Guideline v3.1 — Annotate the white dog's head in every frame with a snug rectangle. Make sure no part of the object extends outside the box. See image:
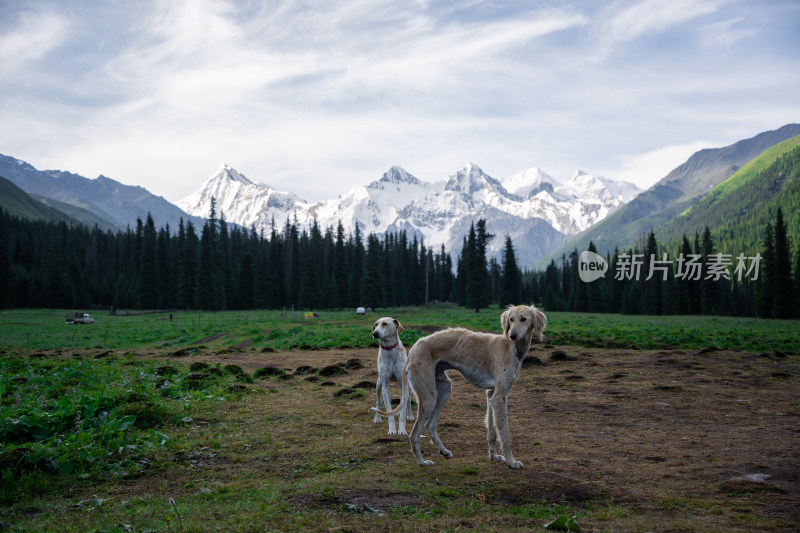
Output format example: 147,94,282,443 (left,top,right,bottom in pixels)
372,316,404,342
501,305,547,343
